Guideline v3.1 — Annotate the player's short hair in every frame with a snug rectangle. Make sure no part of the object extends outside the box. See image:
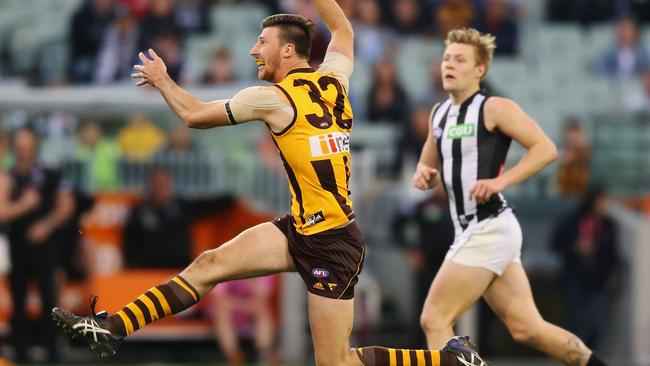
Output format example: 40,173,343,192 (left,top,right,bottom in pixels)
261,14,316,59
445,28,496,79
